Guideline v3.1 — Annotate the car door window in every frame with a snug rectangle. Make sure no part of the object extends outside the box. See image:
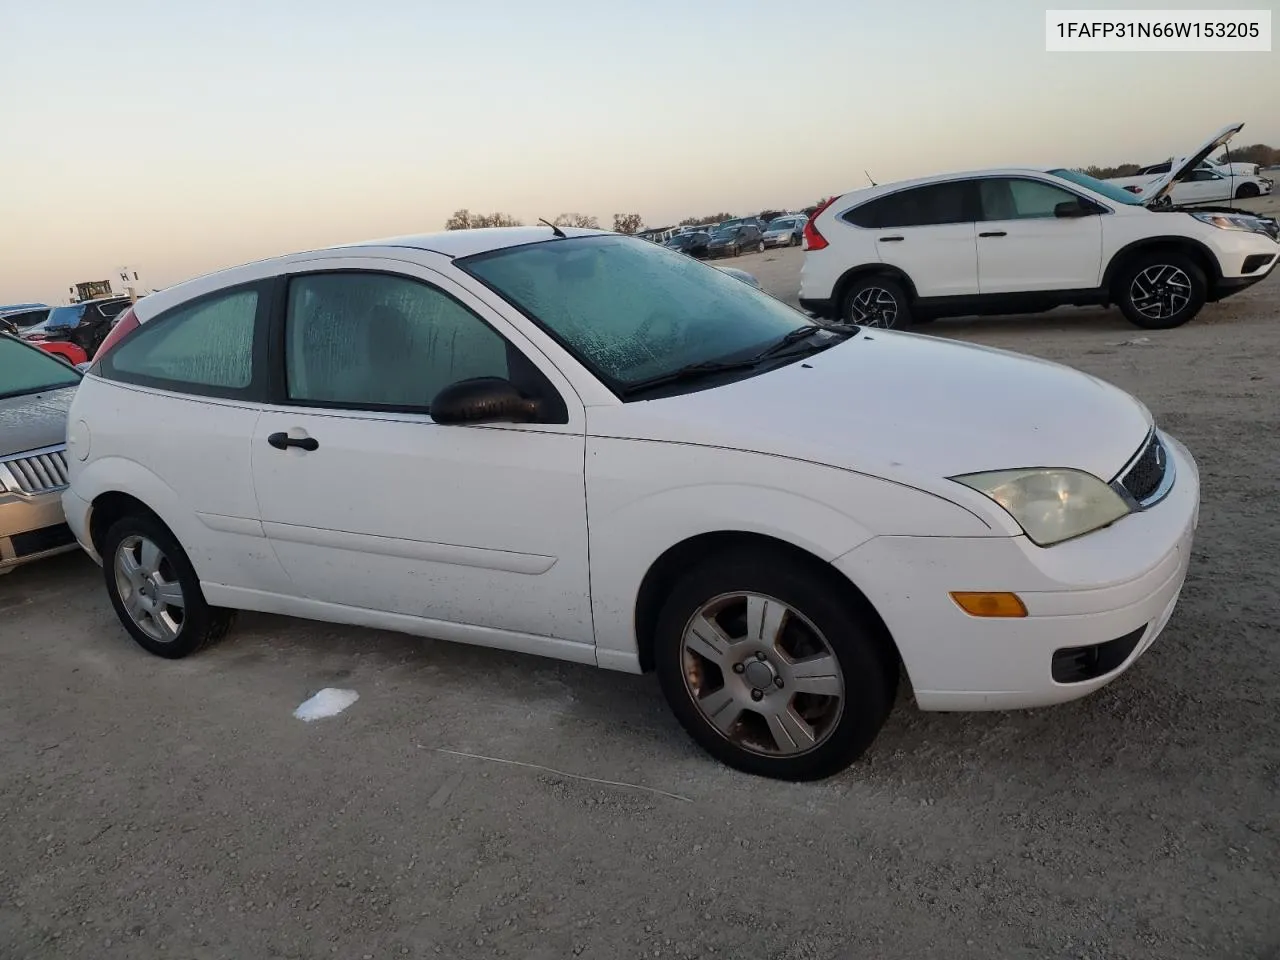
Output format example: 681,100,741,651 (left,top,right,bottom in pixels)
284,272,511,411
101,285,262,396
978,178,1083,220
1185,169,1221,182
842,181,975,228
